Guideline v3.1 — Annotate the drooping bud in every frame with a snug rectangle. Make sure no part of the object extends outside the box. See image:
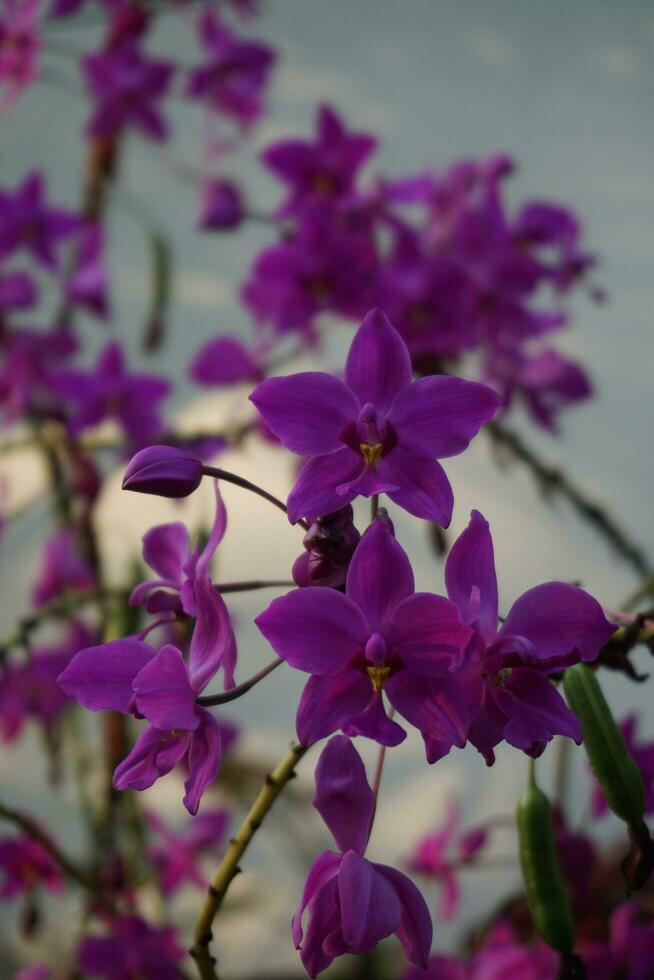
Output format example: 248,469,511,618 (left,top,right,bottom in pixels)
198,179,244,231
292,505,360,588
122,445,203,498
